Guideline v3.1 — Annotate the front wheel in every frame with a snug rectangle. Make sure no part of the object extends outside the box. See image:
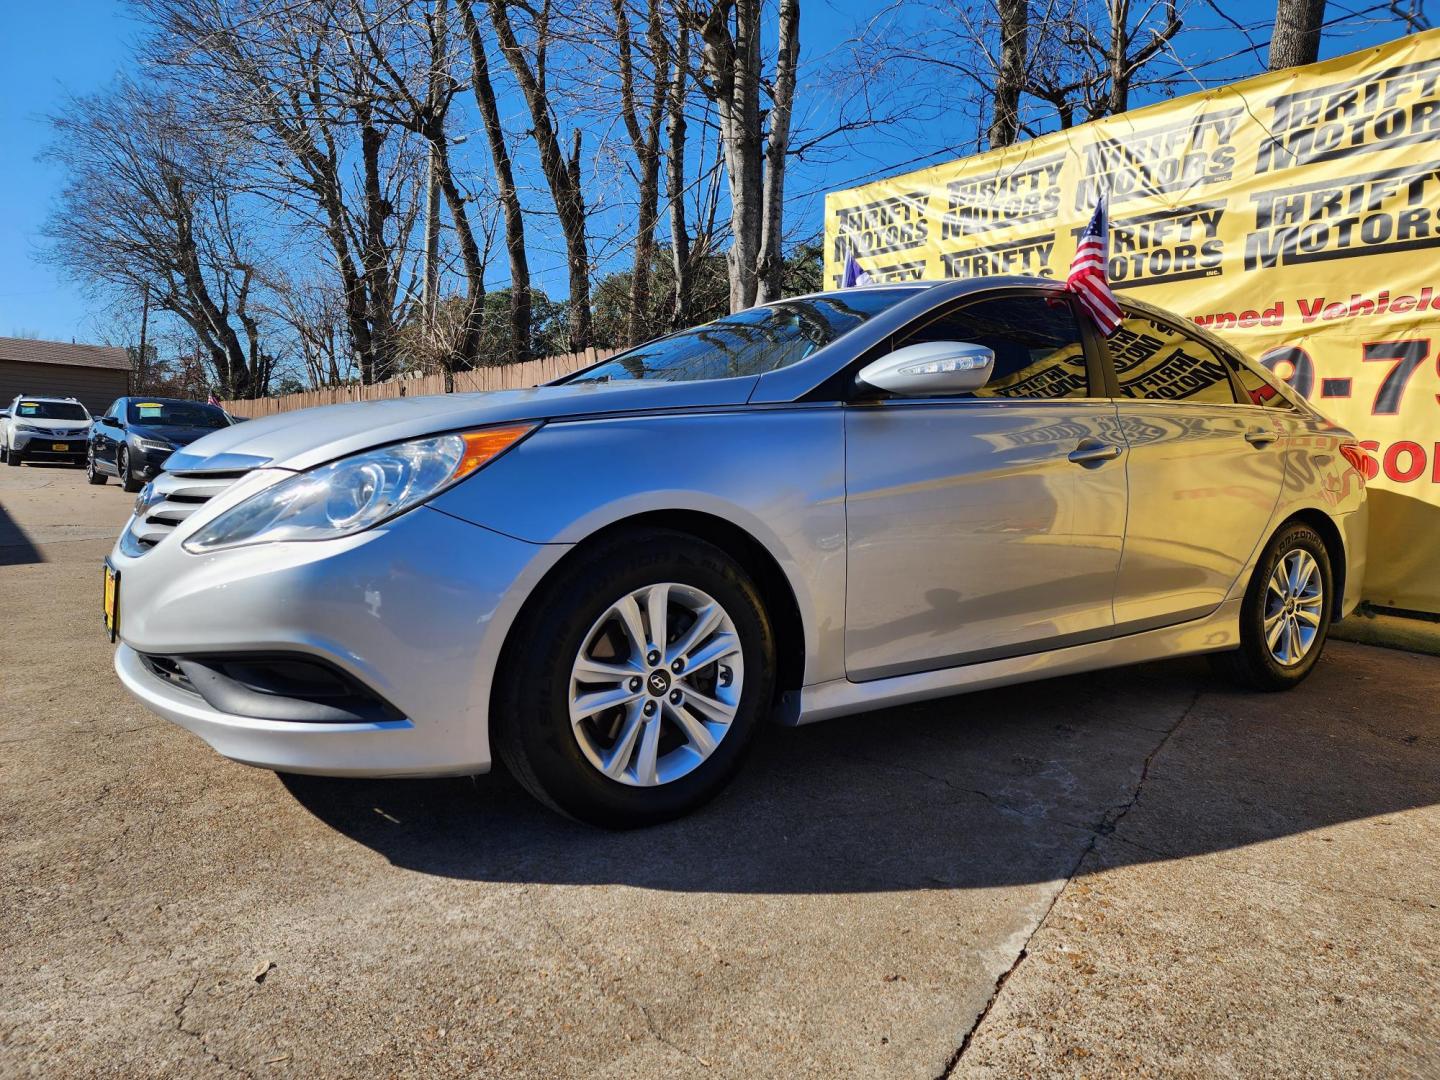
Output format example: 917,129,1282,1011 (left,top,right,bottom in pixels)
86,447,107,485
494,530,776,828
5,444,21,467
118,447,142,493
1212,522,1333,691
